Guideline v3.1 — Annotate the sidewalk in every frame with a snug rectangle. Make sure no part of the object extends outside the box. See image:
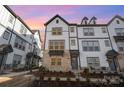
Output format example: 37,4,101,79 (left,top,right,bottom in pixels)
0,69,38,86
0,69,38,77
